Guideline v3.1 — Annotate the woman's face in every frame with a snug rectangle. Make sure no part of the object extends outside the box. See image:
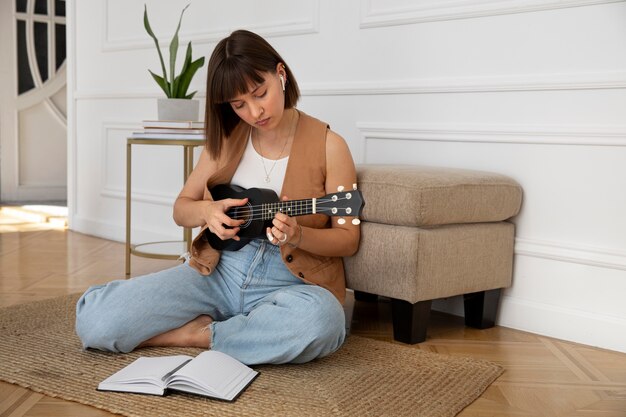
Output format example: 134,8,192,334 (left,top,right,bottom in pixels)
228,69,286,132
